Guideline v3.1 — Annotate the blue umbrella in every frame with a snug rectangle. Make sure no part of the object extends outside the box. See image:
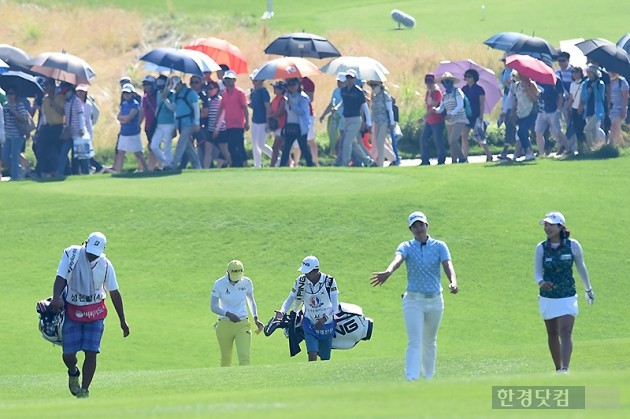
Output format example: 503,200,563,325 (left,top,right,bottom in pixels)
0,71,43,97
616,33,630,54
483,32,528,51
139,48,219,76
